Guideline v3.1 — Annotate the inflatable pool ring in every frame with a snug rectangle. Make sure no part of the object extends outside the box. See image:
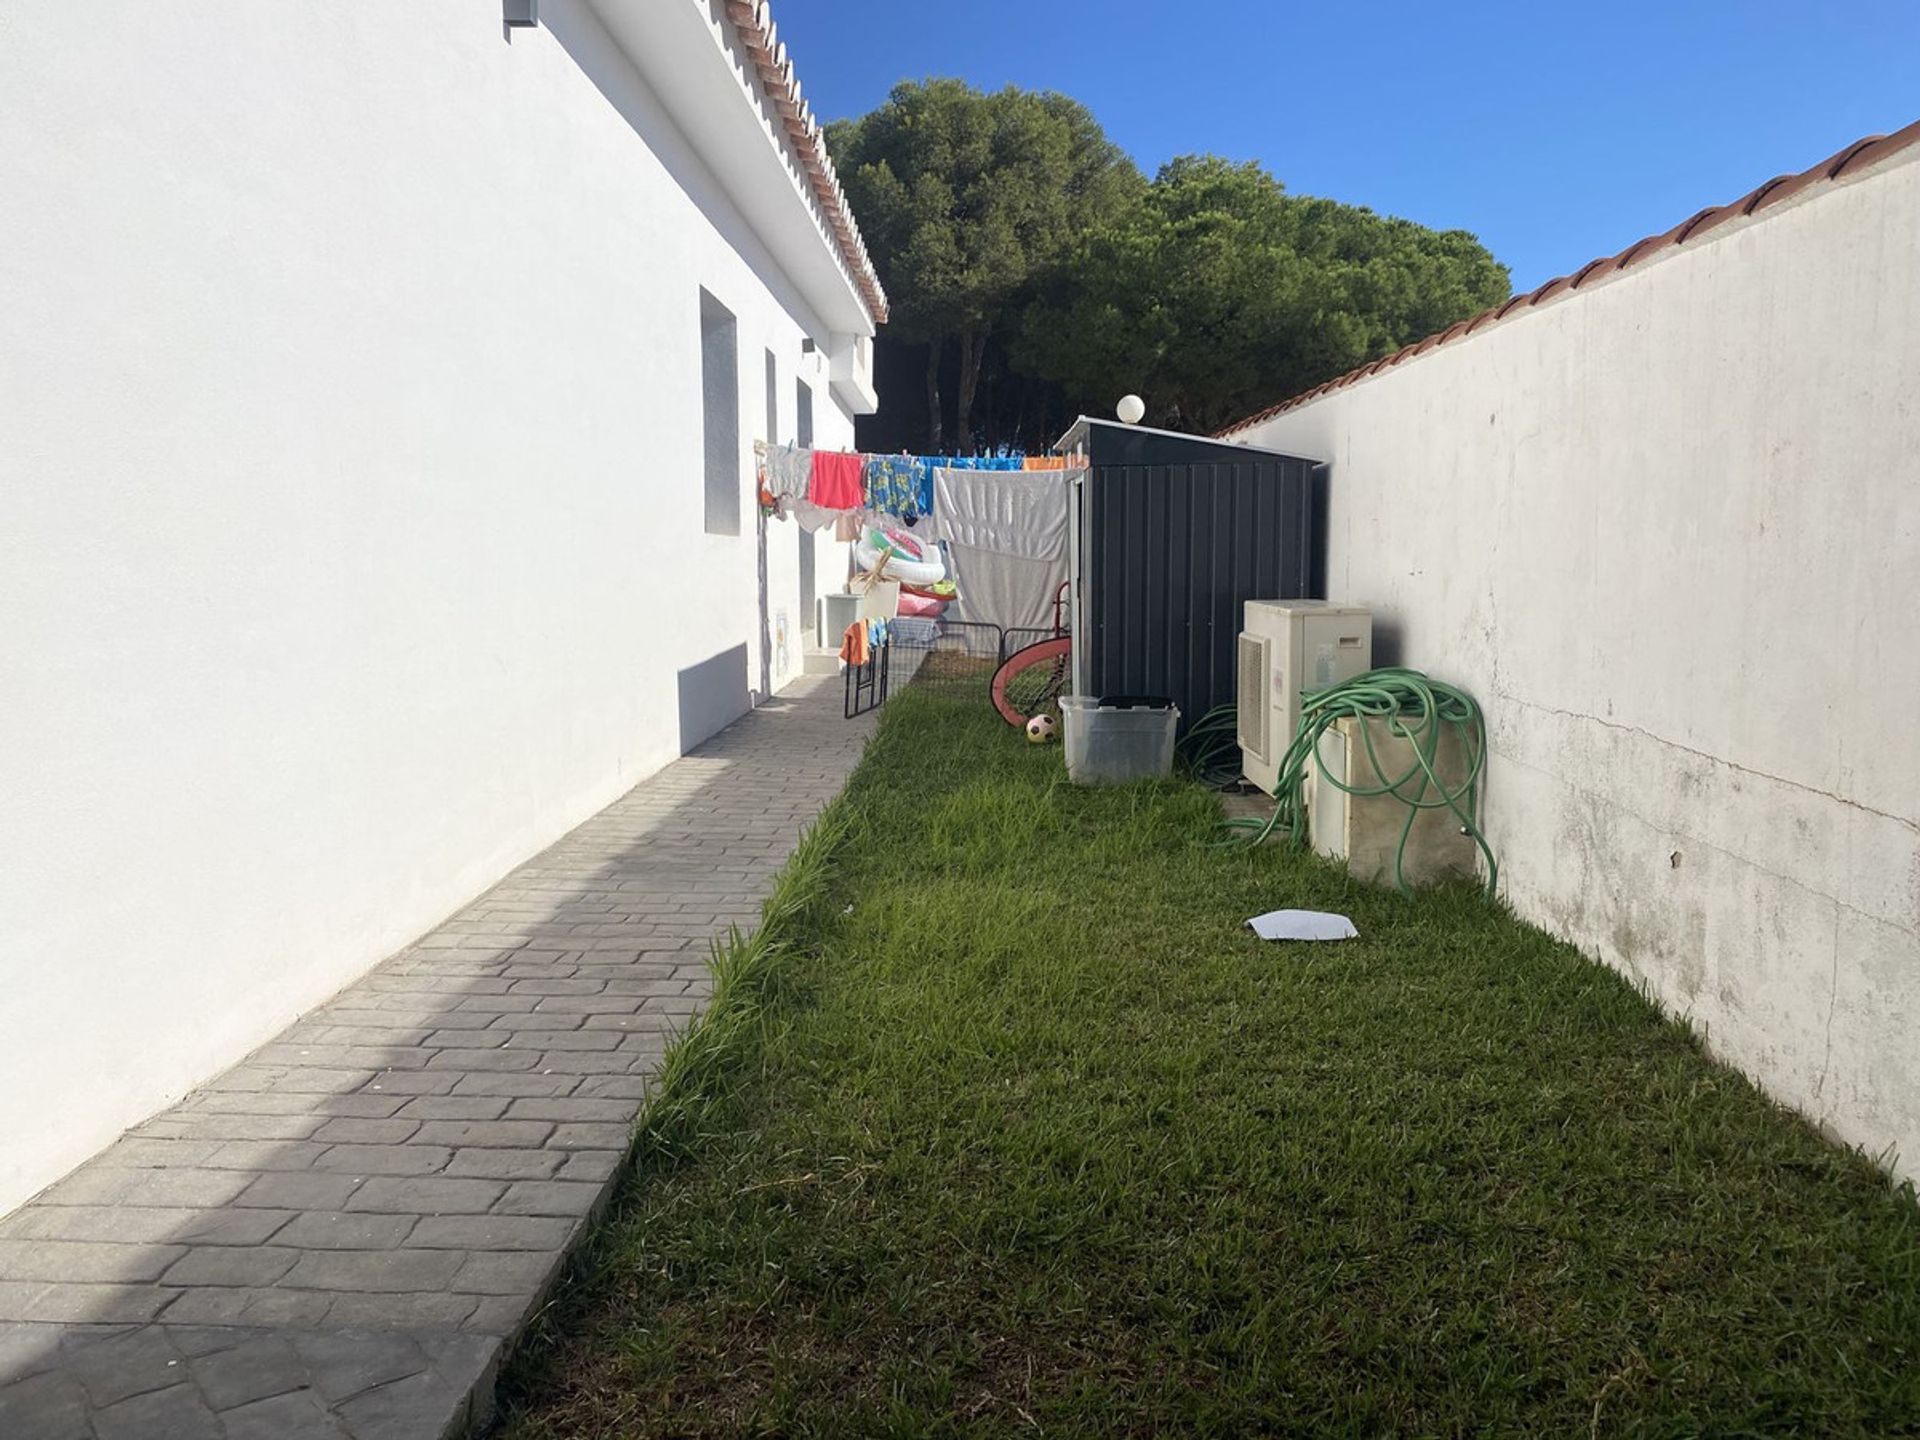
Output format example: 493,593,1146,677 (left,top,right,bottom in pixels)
854,527,945,584
854,527,946,586
902,580,958,602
